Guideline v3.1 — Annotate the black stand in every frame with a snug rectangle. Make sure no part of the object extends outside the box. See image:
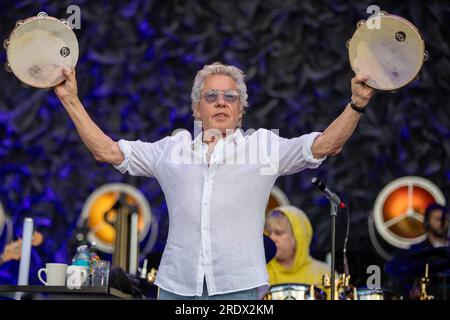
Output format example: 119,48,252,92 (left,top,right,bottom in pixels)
330,202,338,300
310,176,343,300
